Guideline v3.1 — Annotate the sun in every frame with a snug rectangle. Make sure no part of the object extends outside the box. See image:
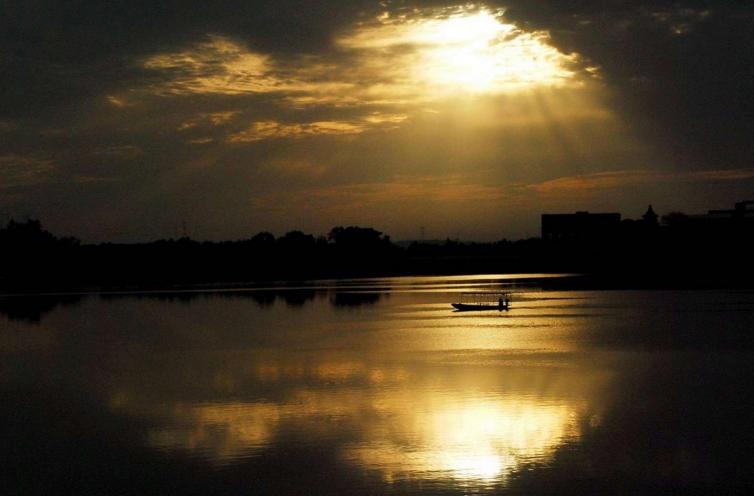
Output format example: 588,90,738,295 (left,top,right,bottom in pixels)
340,7,576,96
416,10,574,93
